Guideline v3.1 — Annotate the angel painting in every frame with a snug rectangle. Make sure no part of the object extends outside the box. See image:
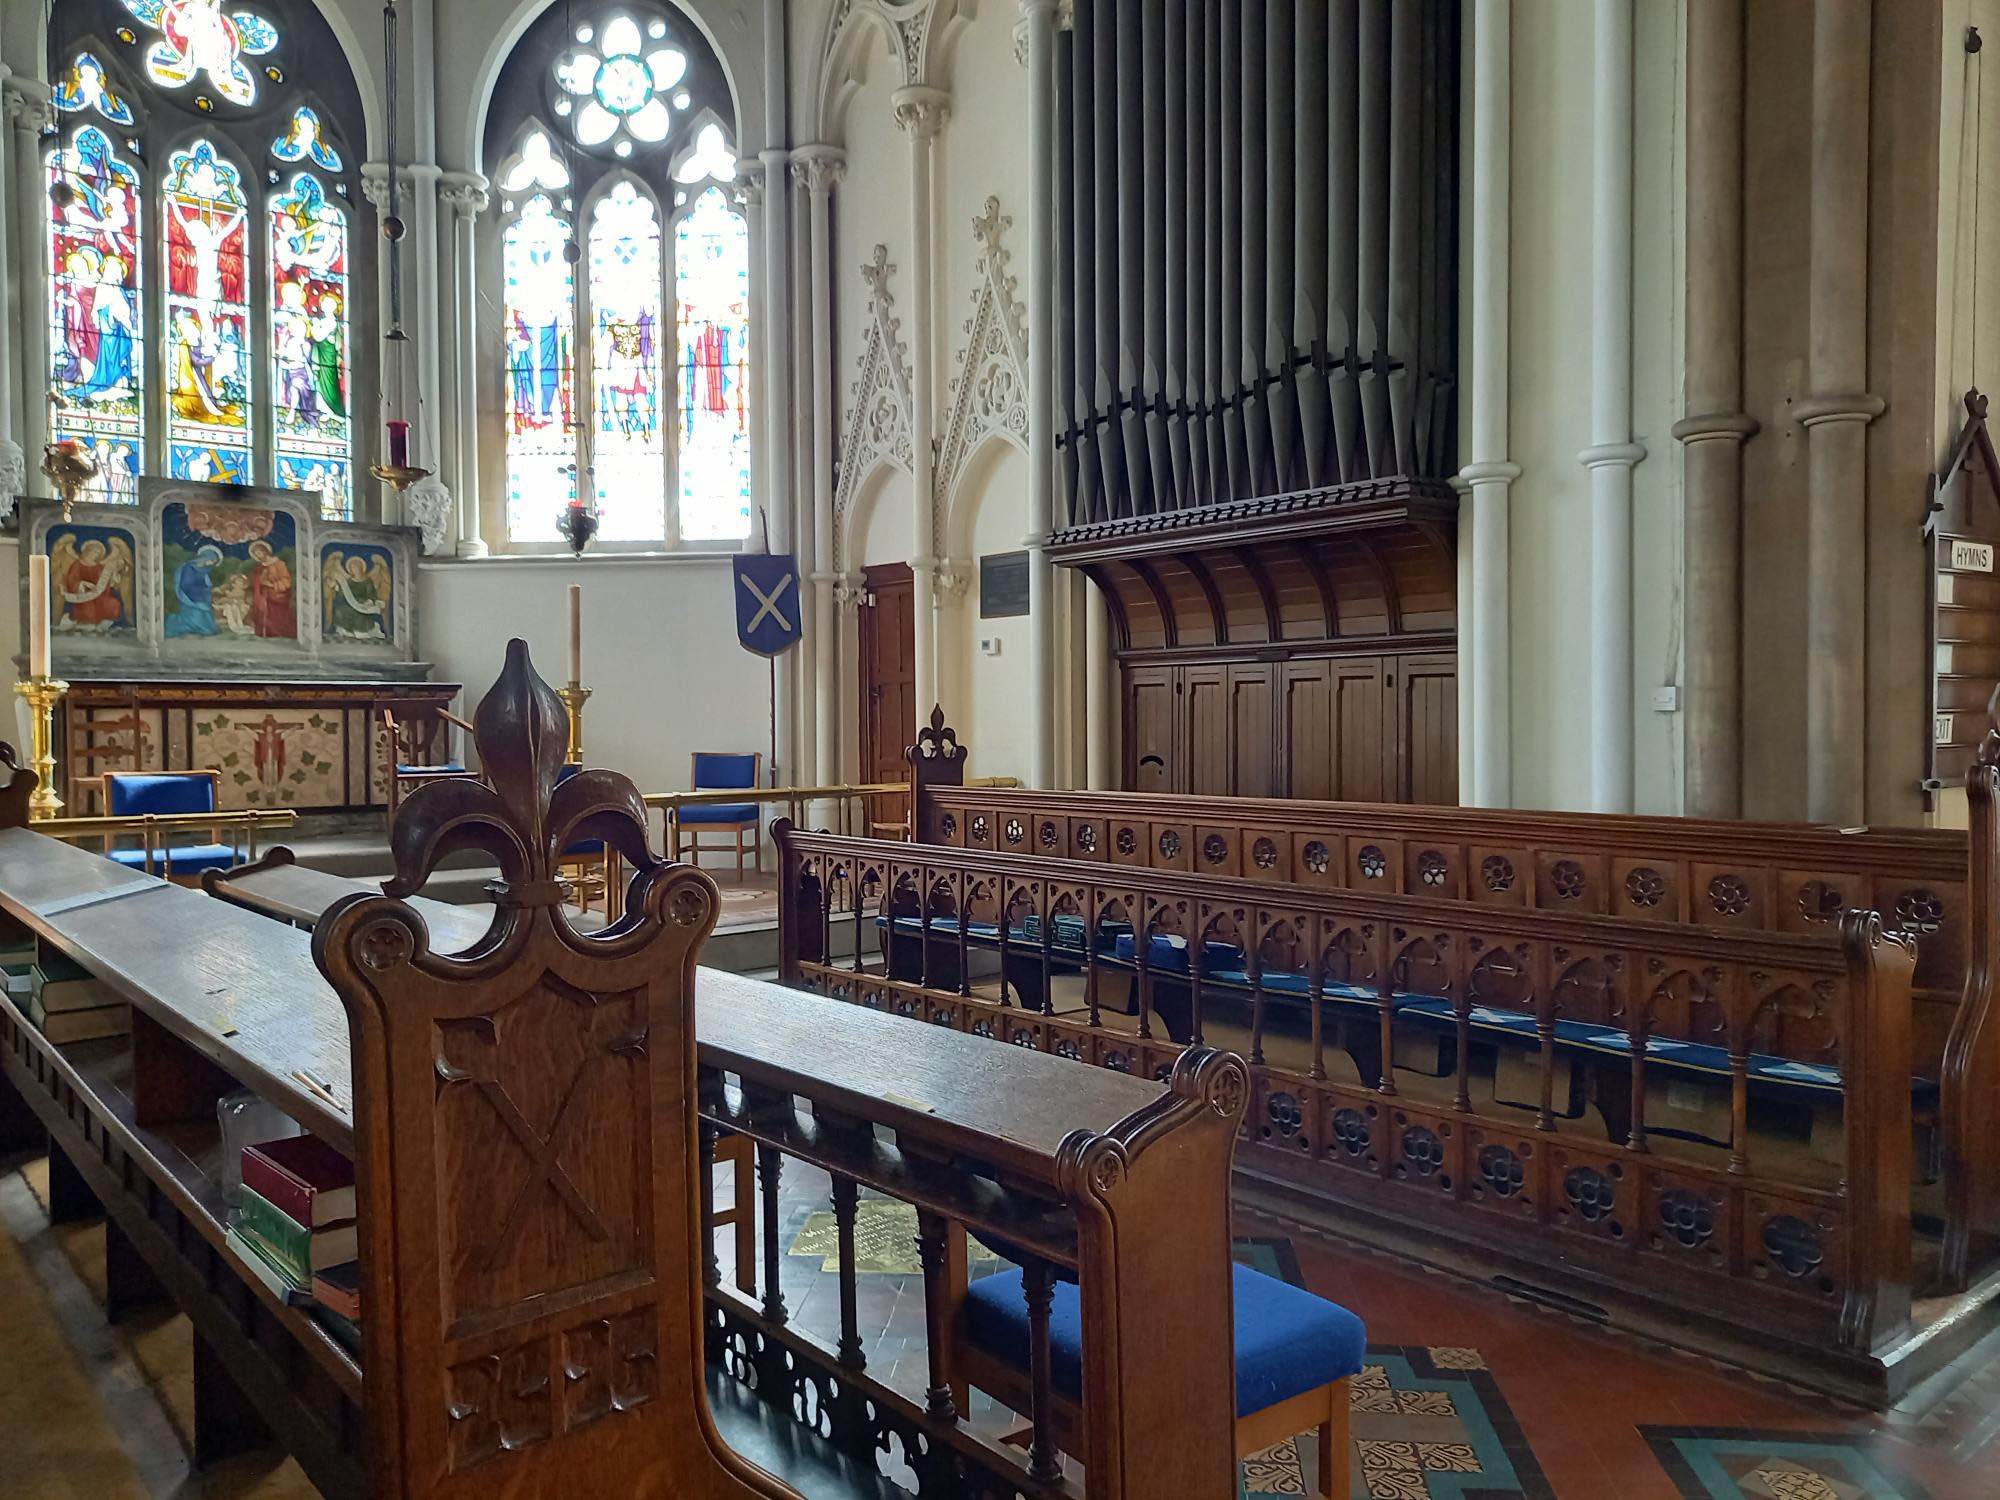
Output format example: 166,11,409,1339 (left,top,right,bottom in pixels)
322,549,392,643
49,531,135,633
